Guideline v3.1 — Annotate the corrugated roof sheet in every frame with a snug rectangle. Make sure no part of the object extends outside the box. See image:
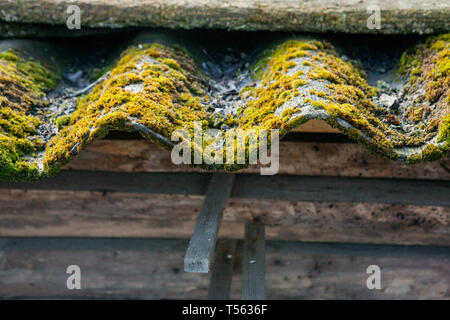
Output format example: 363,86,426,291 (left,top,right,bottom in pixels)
0,31,449,180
